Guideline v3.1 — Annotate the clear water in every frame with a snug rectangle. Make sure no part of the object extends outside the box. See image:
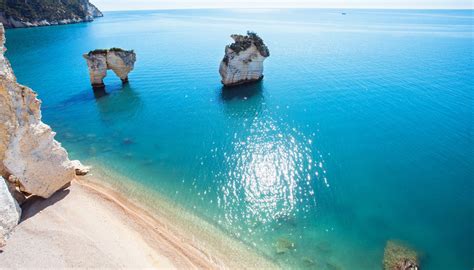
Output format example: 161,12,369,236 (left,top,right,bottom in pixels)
5,9,473,269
